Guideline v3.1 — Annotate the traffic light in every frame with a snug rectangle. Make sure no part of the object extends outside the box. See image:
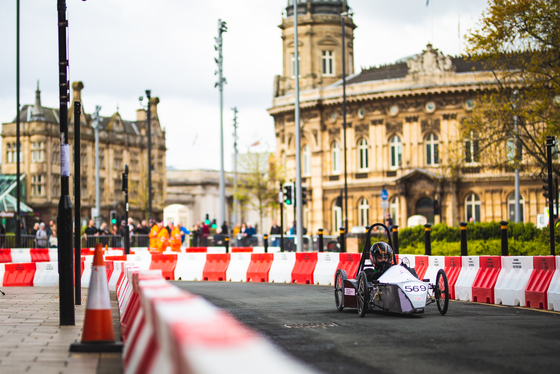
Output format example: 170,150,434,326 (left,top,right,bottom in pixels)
110,210,117,225
205,214,210,225
302,186,308,206
543,183,555,201
212,219,217,229
284,183,293,206
335,195,343,208
433,199,440,214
